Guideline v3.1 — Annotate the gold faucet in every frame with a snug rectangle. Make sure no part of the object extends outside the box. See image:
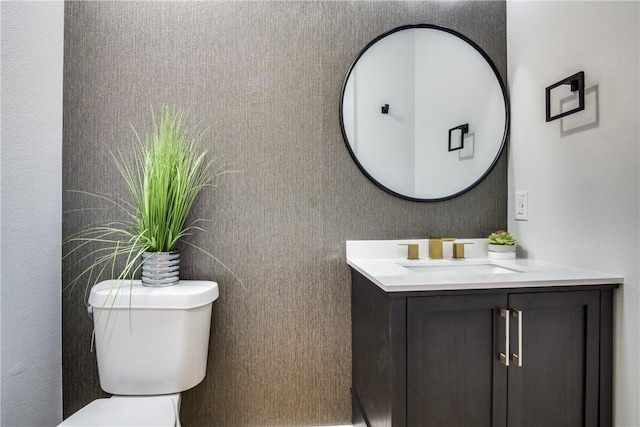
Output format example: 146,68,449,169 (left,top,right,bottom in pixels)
428,237,456,259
